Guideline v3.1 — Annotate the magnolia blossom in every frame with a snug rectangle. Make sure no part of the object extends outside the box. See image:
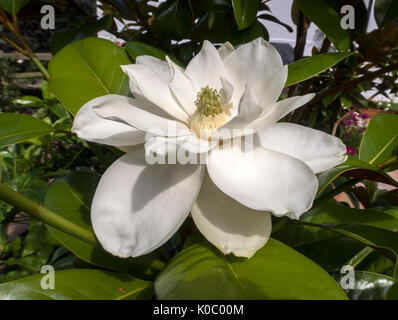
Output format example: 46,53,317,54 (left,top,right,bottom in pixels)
72,38,347,258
